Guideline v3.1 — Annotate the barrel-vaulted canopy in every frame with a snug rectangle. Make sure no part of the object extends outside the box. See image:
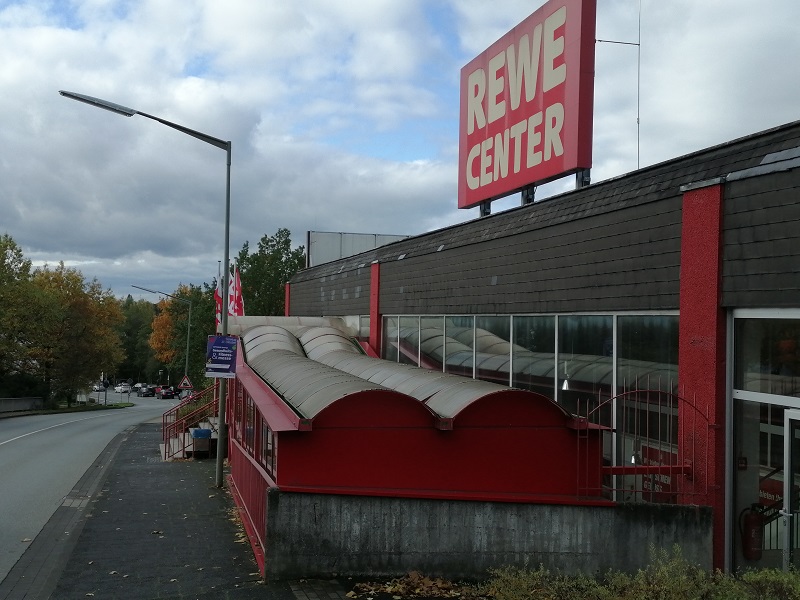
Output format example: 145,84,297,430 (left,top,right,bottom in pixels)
240,323,572,426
